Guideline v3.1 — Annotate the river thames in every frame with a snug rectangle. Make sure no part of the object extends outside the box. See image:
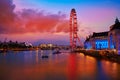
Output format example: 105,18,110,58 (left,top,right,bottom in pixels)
0,50,120,80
